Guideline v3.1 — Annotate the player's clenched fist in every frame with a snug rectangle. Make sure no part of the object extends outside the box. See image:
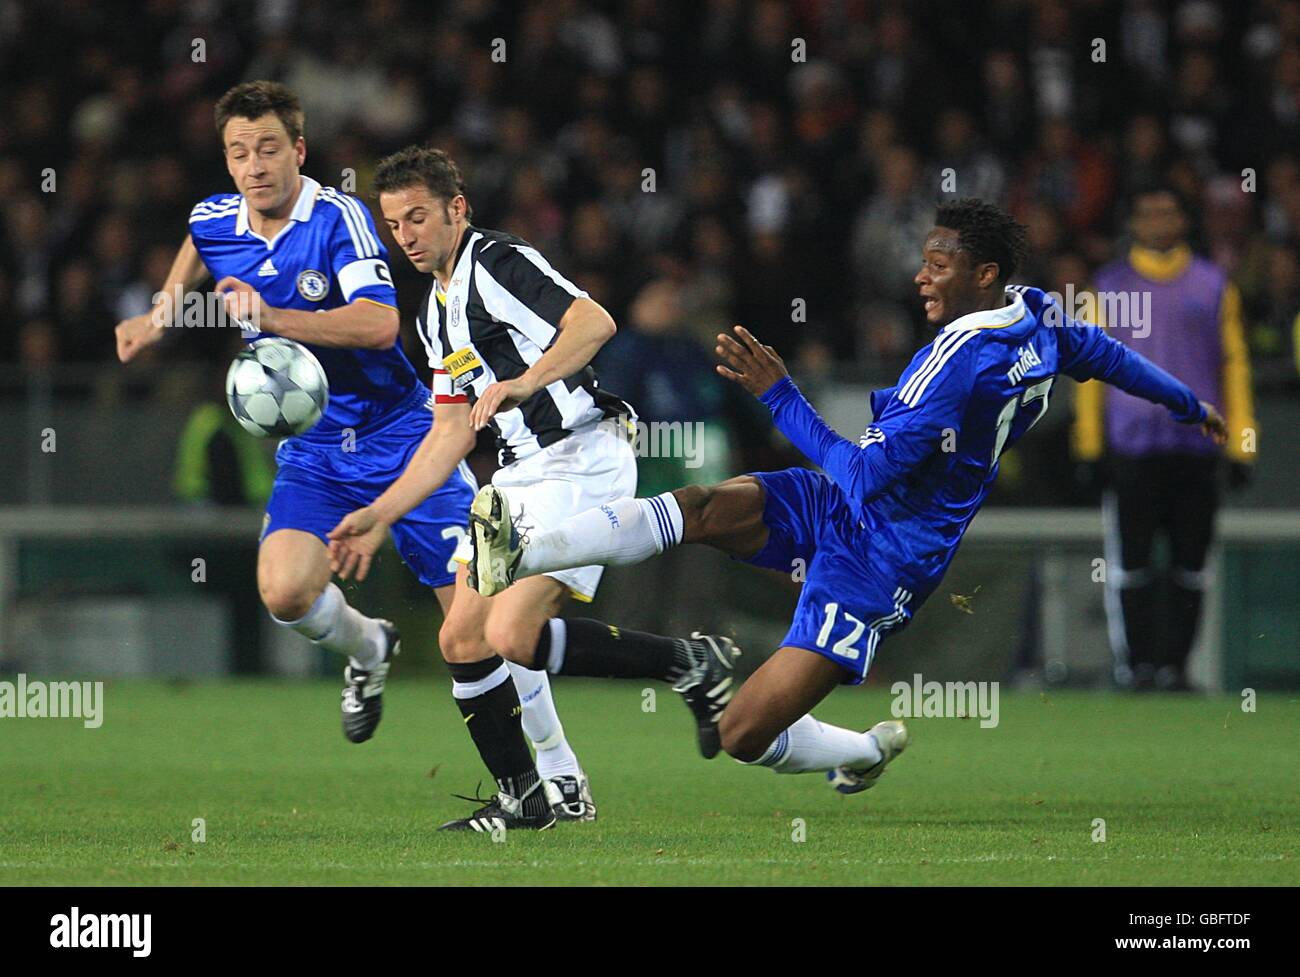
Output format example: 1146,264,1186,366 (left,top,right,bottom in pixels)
215,276,275,330
115,312,164,363
715,324,789,398
1199,401,1228,446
